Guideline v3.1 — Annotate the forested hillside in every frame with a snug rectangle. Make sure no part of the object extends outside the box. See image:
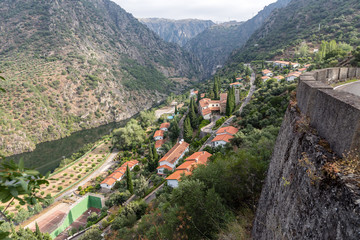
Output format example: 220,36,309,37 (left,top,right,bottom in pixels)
229,0,360,64
185,0,291,77
0,0,201,156
139,18,215,46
